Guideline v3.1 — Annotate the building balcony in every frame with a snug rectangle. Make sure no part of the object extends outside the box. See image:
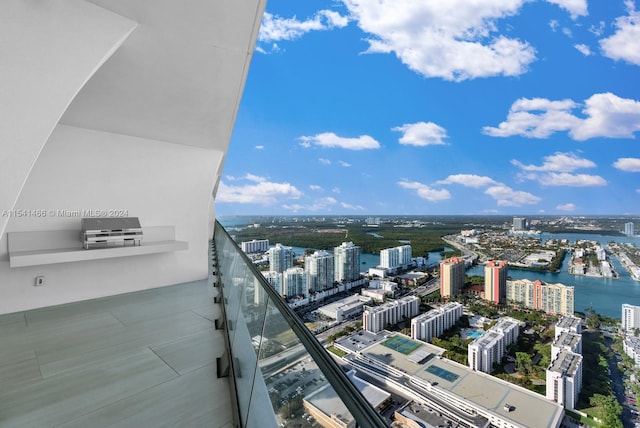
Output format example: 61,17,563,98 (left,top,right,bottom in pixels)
0,222,386,428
